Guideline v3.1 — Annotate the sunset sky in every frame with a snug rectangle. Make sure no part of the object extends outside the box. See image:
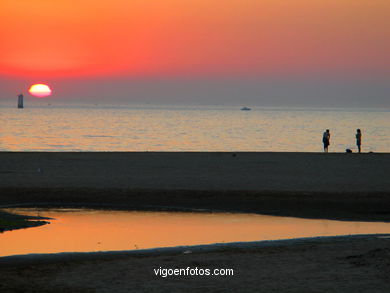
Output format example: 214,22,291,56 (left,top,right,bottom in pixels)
1,0,389,106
